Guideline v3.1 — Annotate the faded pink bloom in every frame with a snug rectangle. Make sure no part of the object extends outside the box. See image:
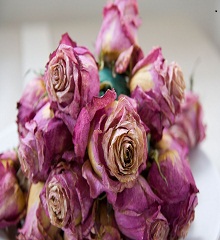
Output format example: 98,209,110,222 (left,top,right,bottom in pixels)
147,133,199,239
82,93,148,201
115,45,144,74
130,47,186,141
113,176,169,239
17,76,48,138
18,103,73,182
95,0,141,63
40,162,93,239
17,182,62,240
80,198,121,240
168,91,206,151
0,151,26,228
44,33,99,133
